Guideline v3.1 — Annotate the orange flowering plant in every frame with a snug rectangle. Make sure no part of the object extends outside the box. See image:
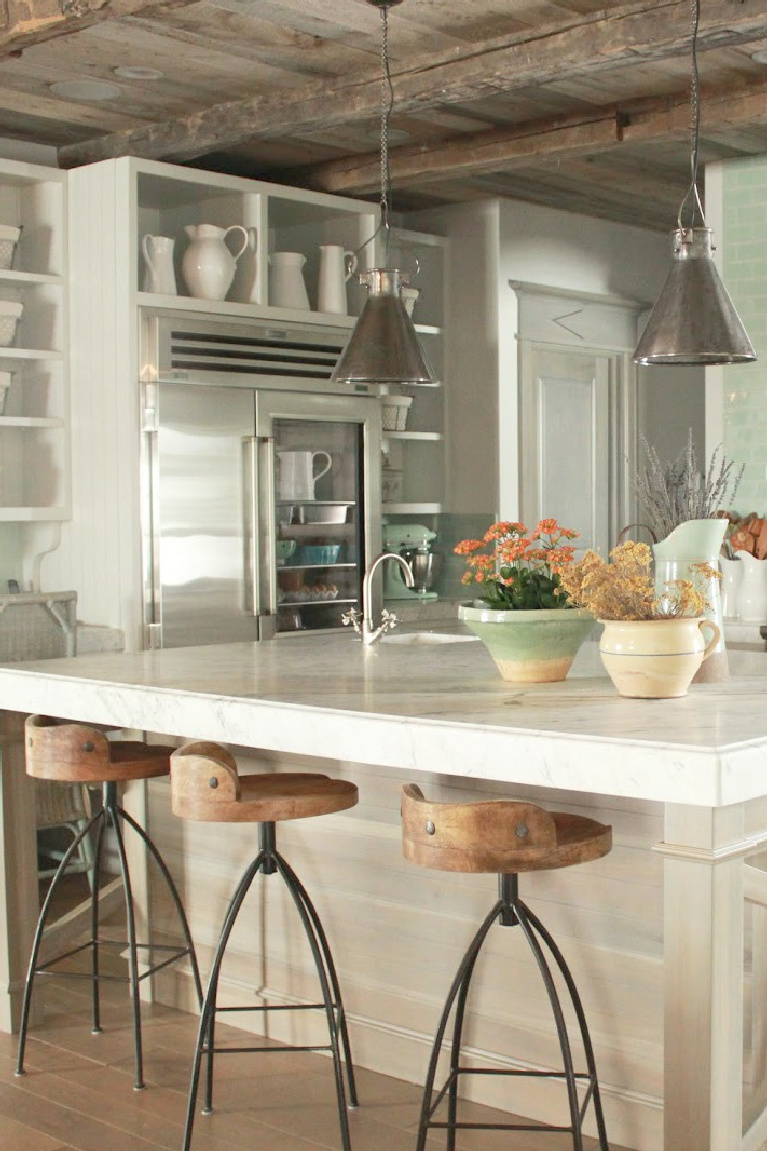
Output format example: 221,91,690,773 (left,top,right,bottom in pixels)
455,518,580,609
